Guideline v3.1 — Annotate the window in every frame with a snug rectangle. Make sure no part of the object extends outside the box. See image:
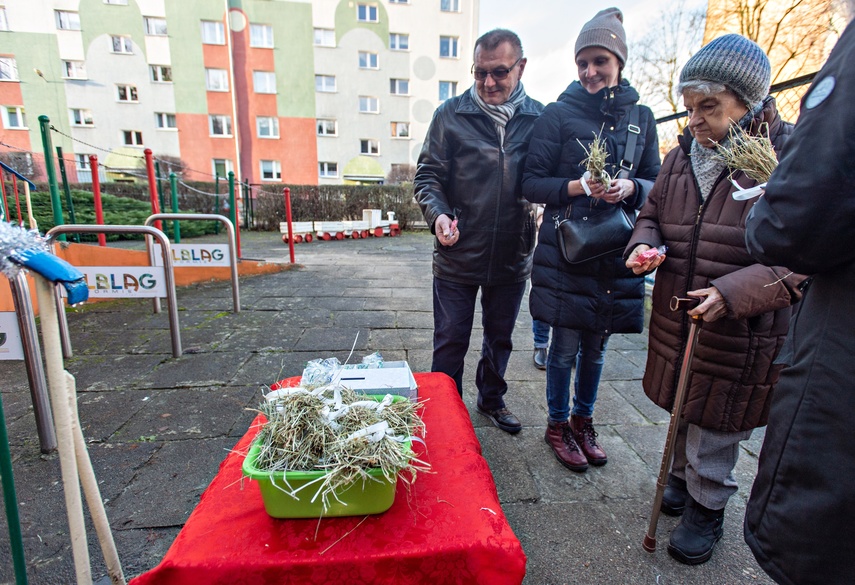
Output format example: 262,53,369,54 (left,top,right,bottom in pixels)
150,65,172,82
256,116,279,138
110,35,133,54
390,33,409,51
209,114,232,136
104,0,128,4
250,23,273,48
205,68,229,92
315,75,336,93
359,52,378,69
70,108,94,126
201,20,225,45
359,96,379,113
122,130,143,146
390,78,409,95
357,4,378,22
260,160,281,181
63,60,86,79
440,36,458,58
155,112,176,129
389,0,409,3
439,80,457,101
253,71,276,94
319,162,338,178
360,139,380,155
317,118,337,136
116,84,138,102
441,0,461,12
144,17,167,36
391,121,409,138
0,8,8,31
76,154,91,171
313,28,335,47
55,11,81,30
2,106,25,129
0,56,18,81
212,158,233,178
